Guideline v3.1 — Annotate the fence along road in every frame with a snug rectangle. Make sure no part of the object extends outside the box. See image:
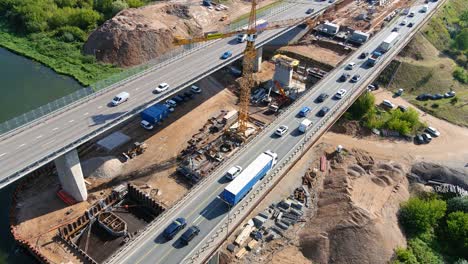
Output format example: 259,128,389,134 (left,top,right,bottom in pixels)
0,1,332,188
107,2,442,264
